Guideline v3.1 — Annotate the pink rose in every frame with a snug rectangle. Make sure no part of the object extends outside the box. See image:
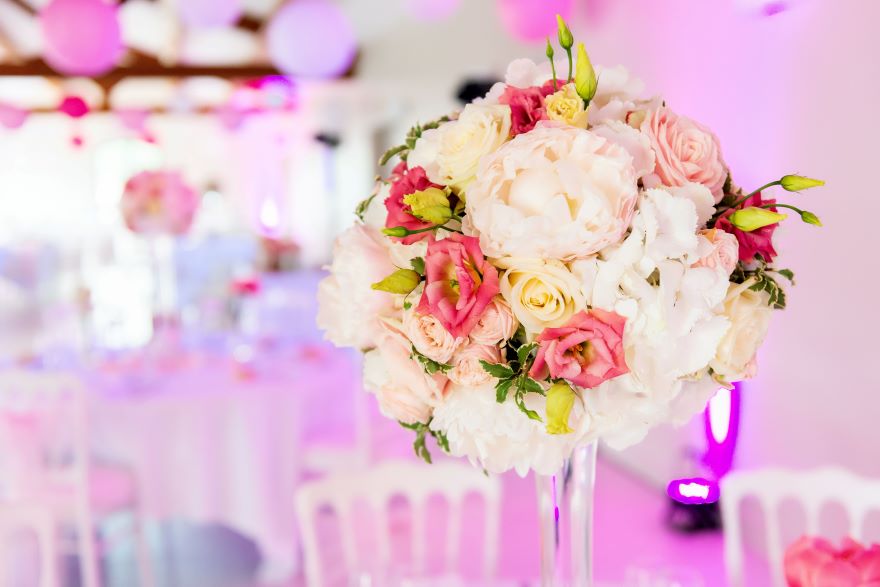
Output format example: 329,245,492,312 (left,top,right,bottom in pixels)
784,536,880,587
417,234,500,338
468,296,518,346
715,192,779,263
448,343,503,387
694,228,739,275
404,311,465,364
364,326,450,425
384,165,443,245
498,82,555,136
529,309,628,389
641,107,727,202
